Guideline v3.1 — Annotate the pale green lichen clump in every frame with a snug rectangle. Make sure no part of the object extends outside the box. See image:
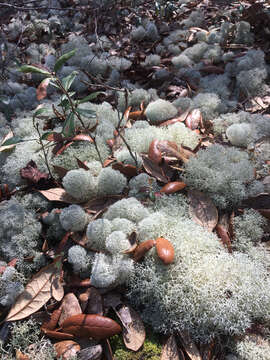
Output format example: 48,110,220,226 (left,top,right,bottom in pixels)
184,144,256,208
127,195,270,343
